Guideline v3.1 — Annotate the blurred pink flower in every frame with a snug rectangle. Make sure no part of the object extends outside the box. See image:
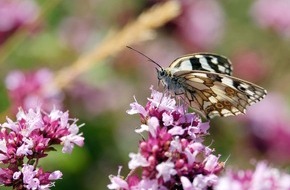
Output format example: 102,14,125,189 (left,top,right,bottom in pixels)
67,80,133,116
58,16,98,52
241,93,290,162
214,162,290,190
0,0,39,45
251,0,290,39
232,50,268,82
5,69,63,113
176,0,225,50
